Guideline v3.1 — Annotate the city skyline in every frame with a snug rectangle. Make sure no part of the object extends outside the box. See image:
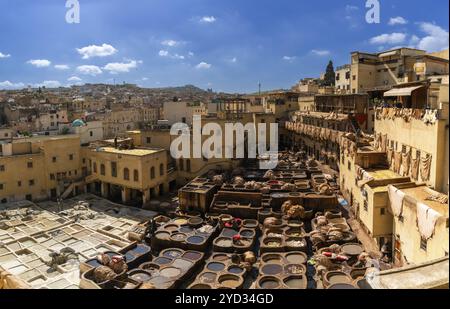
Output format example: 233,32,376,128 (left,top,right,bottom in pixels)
0,0,449,93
